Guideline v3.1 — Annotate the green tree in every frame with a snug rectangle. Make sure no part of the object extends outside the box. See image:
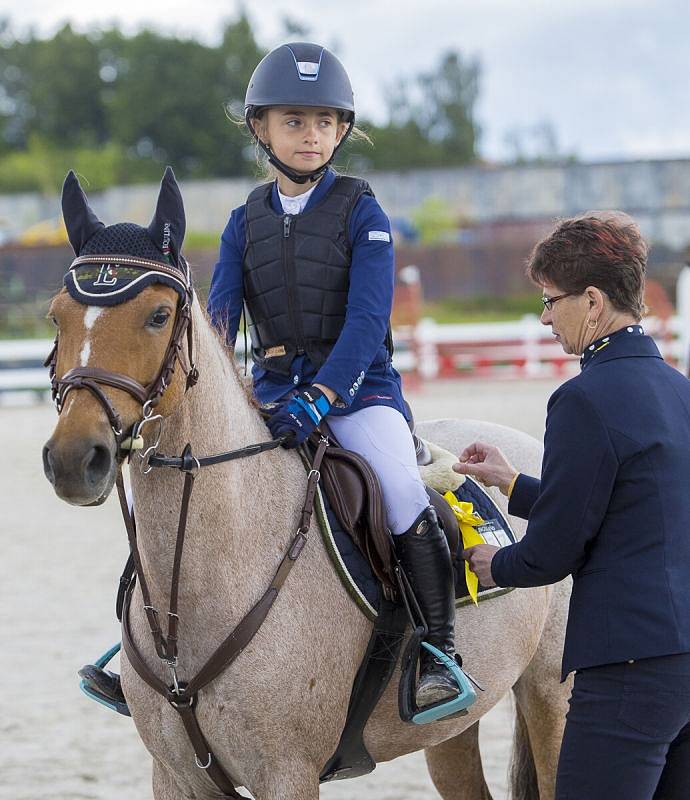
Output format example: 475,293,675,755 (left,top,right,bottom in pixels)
343,49,480,171
0,23,106,148
0,20,481,190
101,18,264,177
422,51,479,164
411,196,458,244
